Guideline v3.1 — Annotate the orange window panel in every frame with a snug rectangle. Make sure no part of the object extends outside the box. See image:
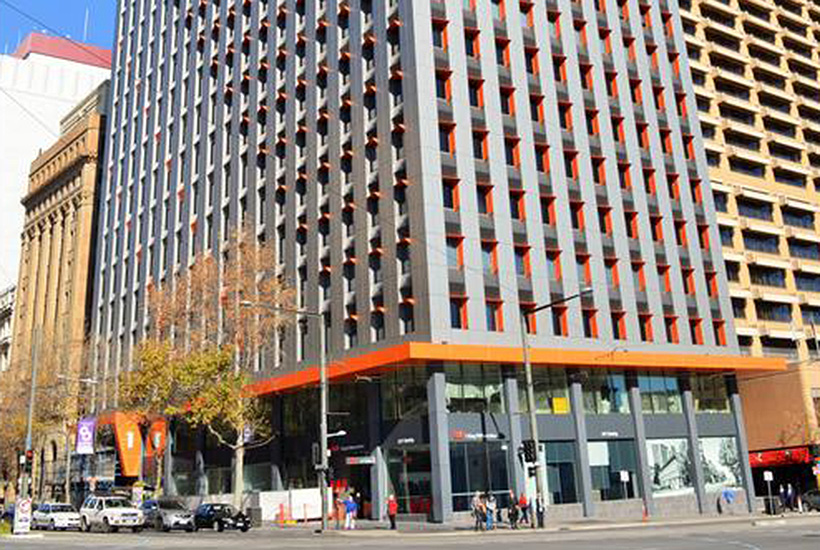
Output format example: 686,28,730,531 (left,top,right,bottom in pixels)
583,308,599,338
598,206,613,234
606,258,620,286
631,79,643,103
525,47,540,75
690,319,704,345
547,250,562,281
683,267,696,295
618,162,632,189
559,102,573,130
651,216,664,242
580,64,594,90
625,211,639,239
675,221,688,246
706,271,718,297
571,202,585,230
691,178,702,203
432,19,449,50
465,29,481,58
676,92,687,116
606,71,618,97
542,195,557,225
600,28,612,54
565,151,579,179
644,168,656,194
683,135,695,160
637,123,650,149
713,320,727,346
574,20,587,47
592,157,606,185
665,316,679,344
660,129,673,154
535,144,550,173
698,225,710,249
612,311,627,340
553,306,569,336
521,304,537,334
640,314,654,342
586,110,600,135
553,55,567,82
549,11,561,39
578,254,592,285
633,261,647,290
667,174,680,199
625,36,636,61
654,86,666,110
531,94,545,122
